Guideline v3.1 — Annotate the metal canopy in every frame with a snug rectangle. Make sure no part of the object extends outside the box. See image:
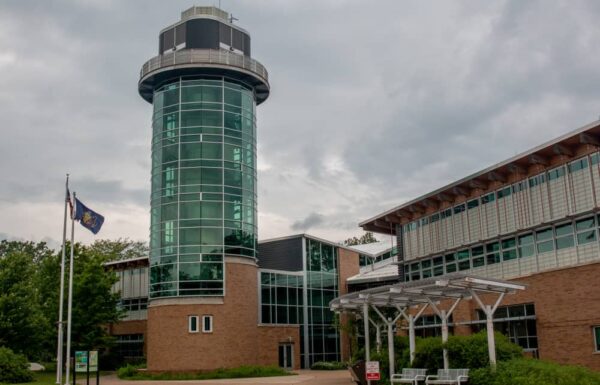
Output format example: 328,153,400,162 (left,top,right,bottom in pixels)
330,274,525,383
